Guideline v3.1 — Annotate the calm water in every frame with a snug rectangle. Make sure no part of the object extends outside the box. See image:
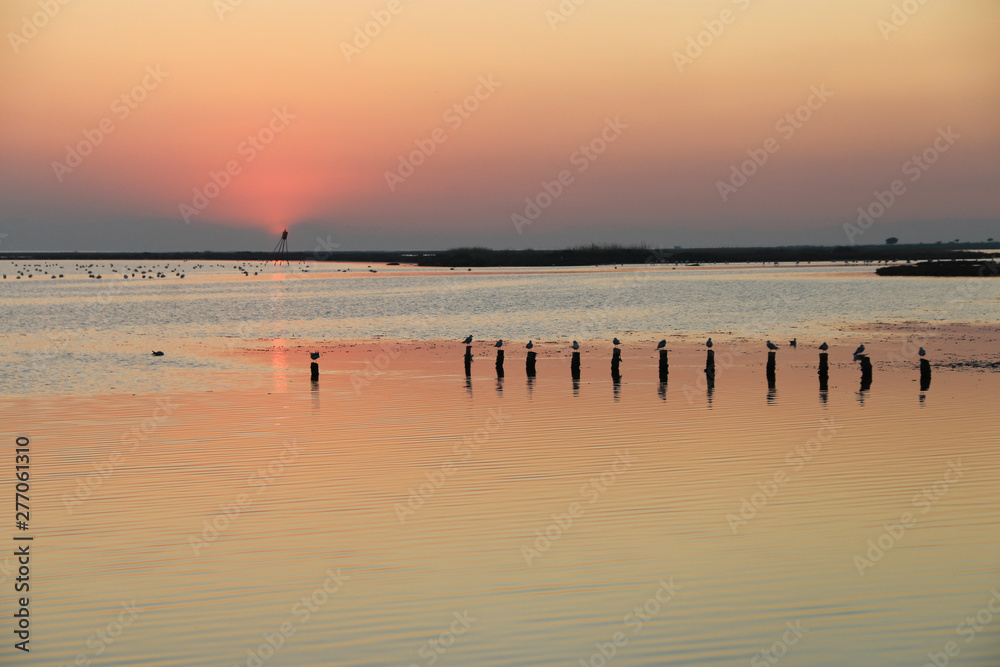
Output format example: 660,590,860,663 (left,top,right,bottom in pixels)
1,261,998,665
